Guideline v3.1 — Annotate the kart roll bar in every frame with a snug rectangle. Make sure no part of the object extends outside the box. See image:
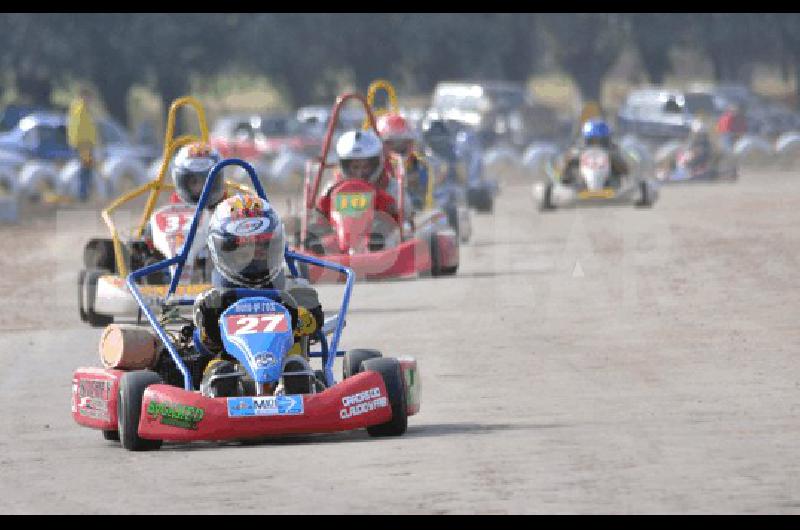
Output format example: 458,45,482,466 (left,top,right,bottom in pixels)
127,158,355,390
362,79,399,130
303,92,404,244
